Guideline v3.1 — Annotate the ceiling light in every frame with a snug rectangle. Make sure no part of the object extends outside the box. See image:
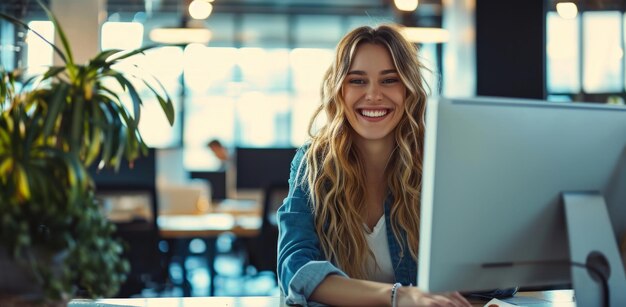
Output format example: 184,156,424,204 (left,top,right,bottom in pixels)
394,0,418,12
189,0,213,20
556,2,578,19
401,27,449,43
149,27,212,44
101,22,144,50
